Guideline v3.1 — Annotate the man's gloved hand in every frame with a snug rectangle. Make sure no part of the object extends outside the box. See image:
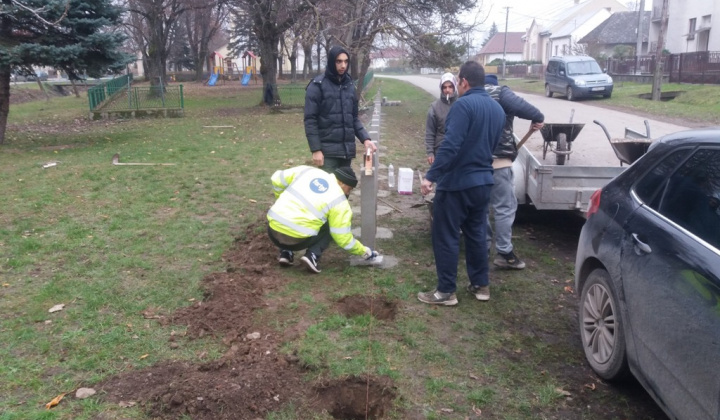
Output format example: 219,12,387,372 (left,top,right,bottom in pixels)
363,247,379,260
